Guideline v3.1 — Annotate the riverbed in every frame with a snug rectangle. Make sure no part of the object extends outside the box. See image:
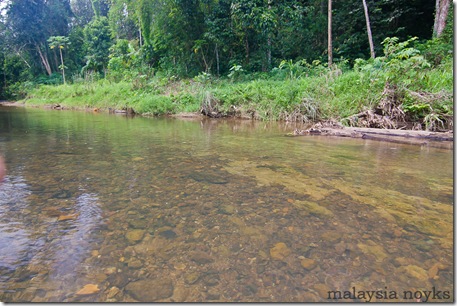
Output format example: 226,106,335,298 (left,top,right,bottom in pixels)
0,106,453,302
